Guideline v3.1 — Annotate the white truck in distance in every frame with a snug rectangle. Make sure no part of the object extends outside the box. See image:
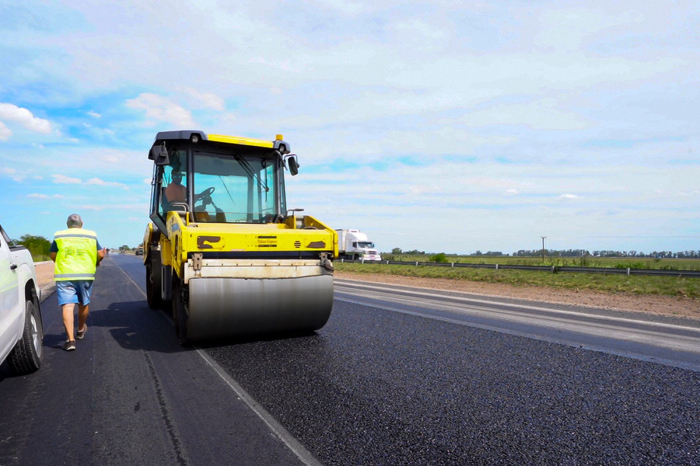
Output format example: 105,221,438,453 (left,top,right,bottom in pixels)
336,229,382,261
0,224,43,374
